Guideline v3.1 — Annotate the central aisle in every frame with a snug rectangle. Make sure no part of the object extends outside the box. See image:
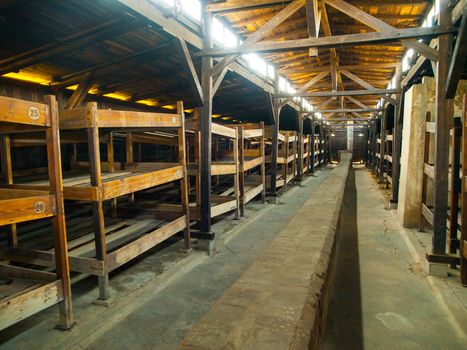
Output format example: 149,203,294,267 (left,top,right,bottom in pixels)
322,168,466,350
